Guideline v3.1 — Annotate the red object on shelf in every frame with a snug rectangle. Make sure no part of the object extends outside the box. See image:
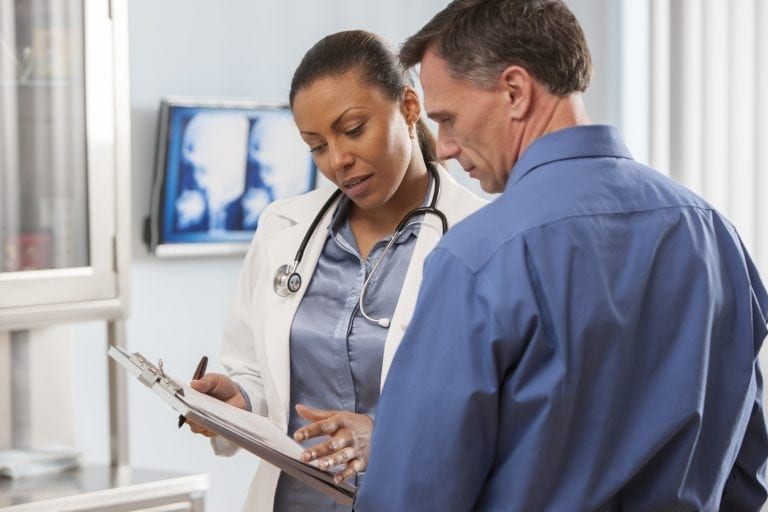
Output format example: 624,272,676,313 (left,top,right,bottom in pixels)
18,231,53,271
